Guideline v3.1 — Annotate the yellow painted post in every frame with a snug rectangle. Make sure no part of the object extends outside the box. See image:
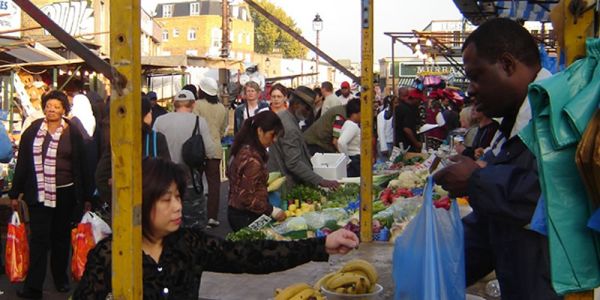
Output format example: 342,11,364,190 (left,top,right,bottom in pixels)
359,0,374,242
110,0,143,299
